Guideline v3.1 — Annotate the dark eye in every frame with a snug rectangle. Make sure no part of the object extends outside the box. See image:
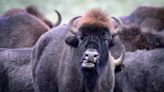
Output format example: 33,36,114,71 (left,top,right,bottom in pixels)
76,33,84,40
79,37,84,40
